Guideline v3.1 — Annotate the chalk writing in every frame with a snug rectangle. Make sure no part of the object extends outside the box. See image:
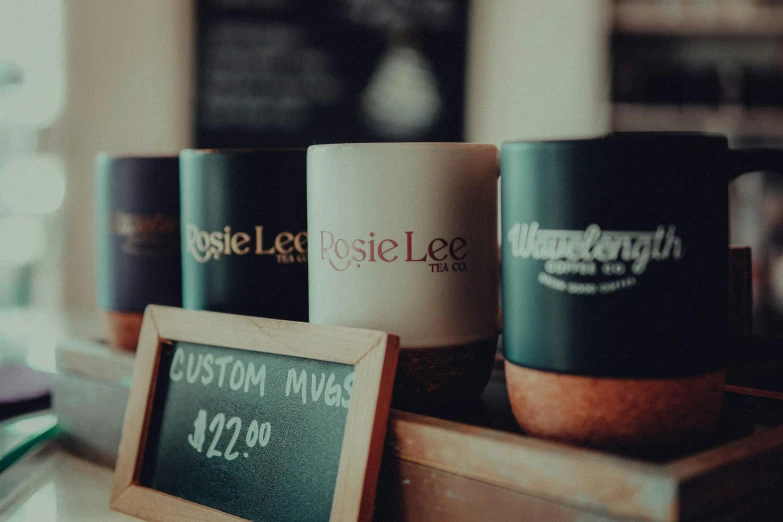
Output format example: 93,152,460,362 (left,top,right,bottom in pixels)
188,409,271,461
